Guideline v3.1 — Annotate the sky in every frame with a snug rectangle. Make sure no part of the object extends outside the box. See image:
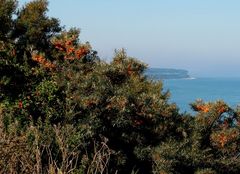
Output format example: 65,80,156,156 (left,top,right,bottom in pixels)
18,0,240,77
